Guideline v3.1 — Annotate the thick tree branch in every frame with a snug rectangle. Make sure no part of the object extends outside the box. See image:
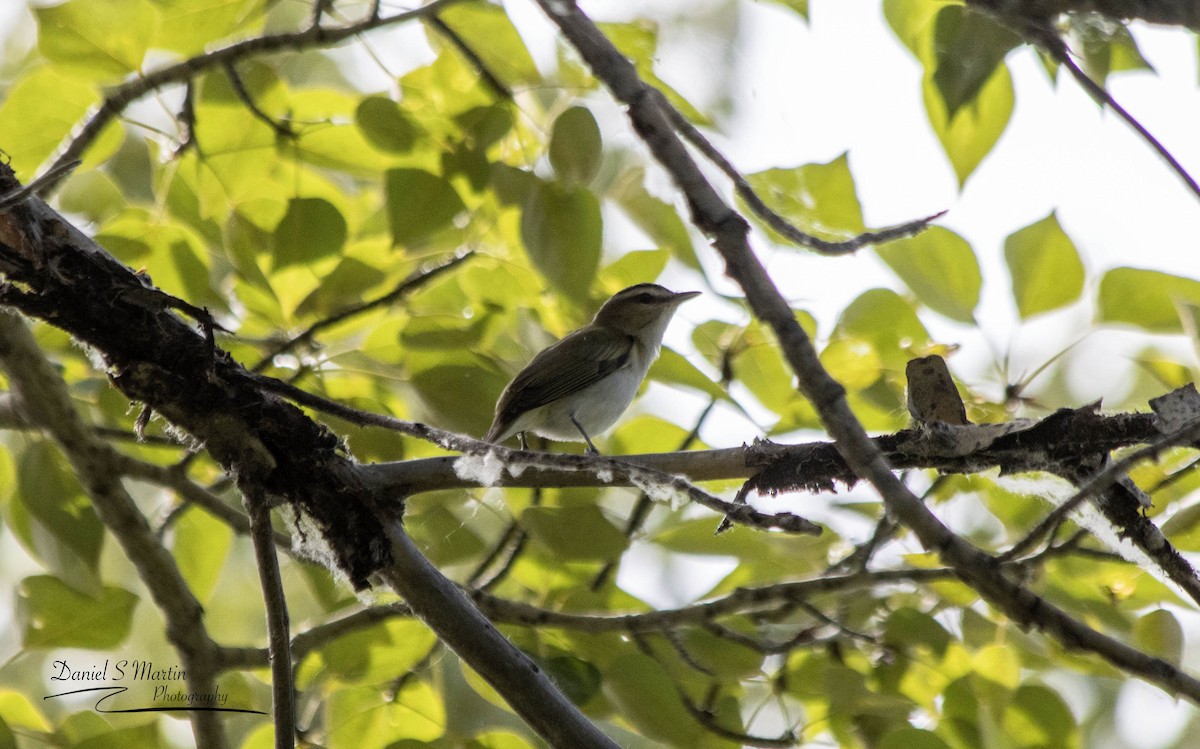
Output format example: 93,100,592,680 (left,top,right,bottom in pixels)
378,521,620,749
362,406,1160,495
0,310,228,749
967,0,1200,31
535,0,1200,703
0,162,615,749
